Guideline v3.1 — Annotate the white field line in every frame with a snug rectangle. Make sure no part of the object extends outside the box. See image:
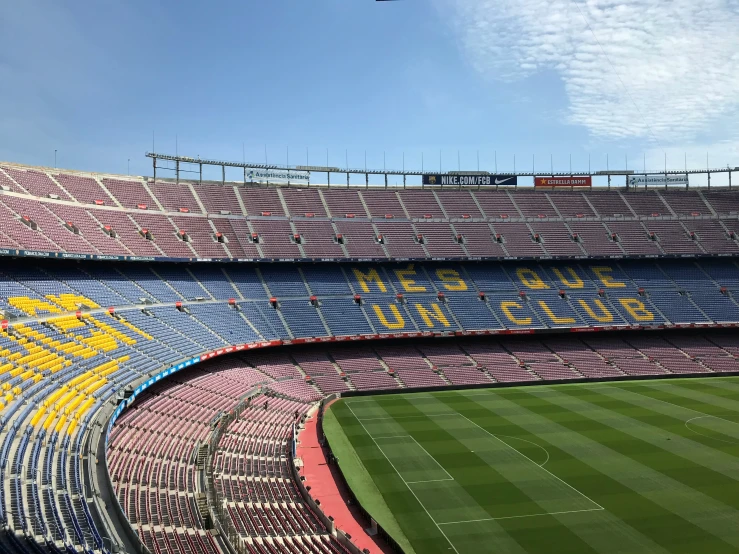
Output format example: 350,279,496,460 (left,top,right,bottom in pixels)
449,377,736,398
437,507,604,525
684,415,739,445
406,434,455,481
495,434,551,467
455,413,604,511
611,384,739,427
365,433,455,482
358,413,552,467
345,402,461,554
344,398,389,403
355,414,450,421
406,478,456,484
